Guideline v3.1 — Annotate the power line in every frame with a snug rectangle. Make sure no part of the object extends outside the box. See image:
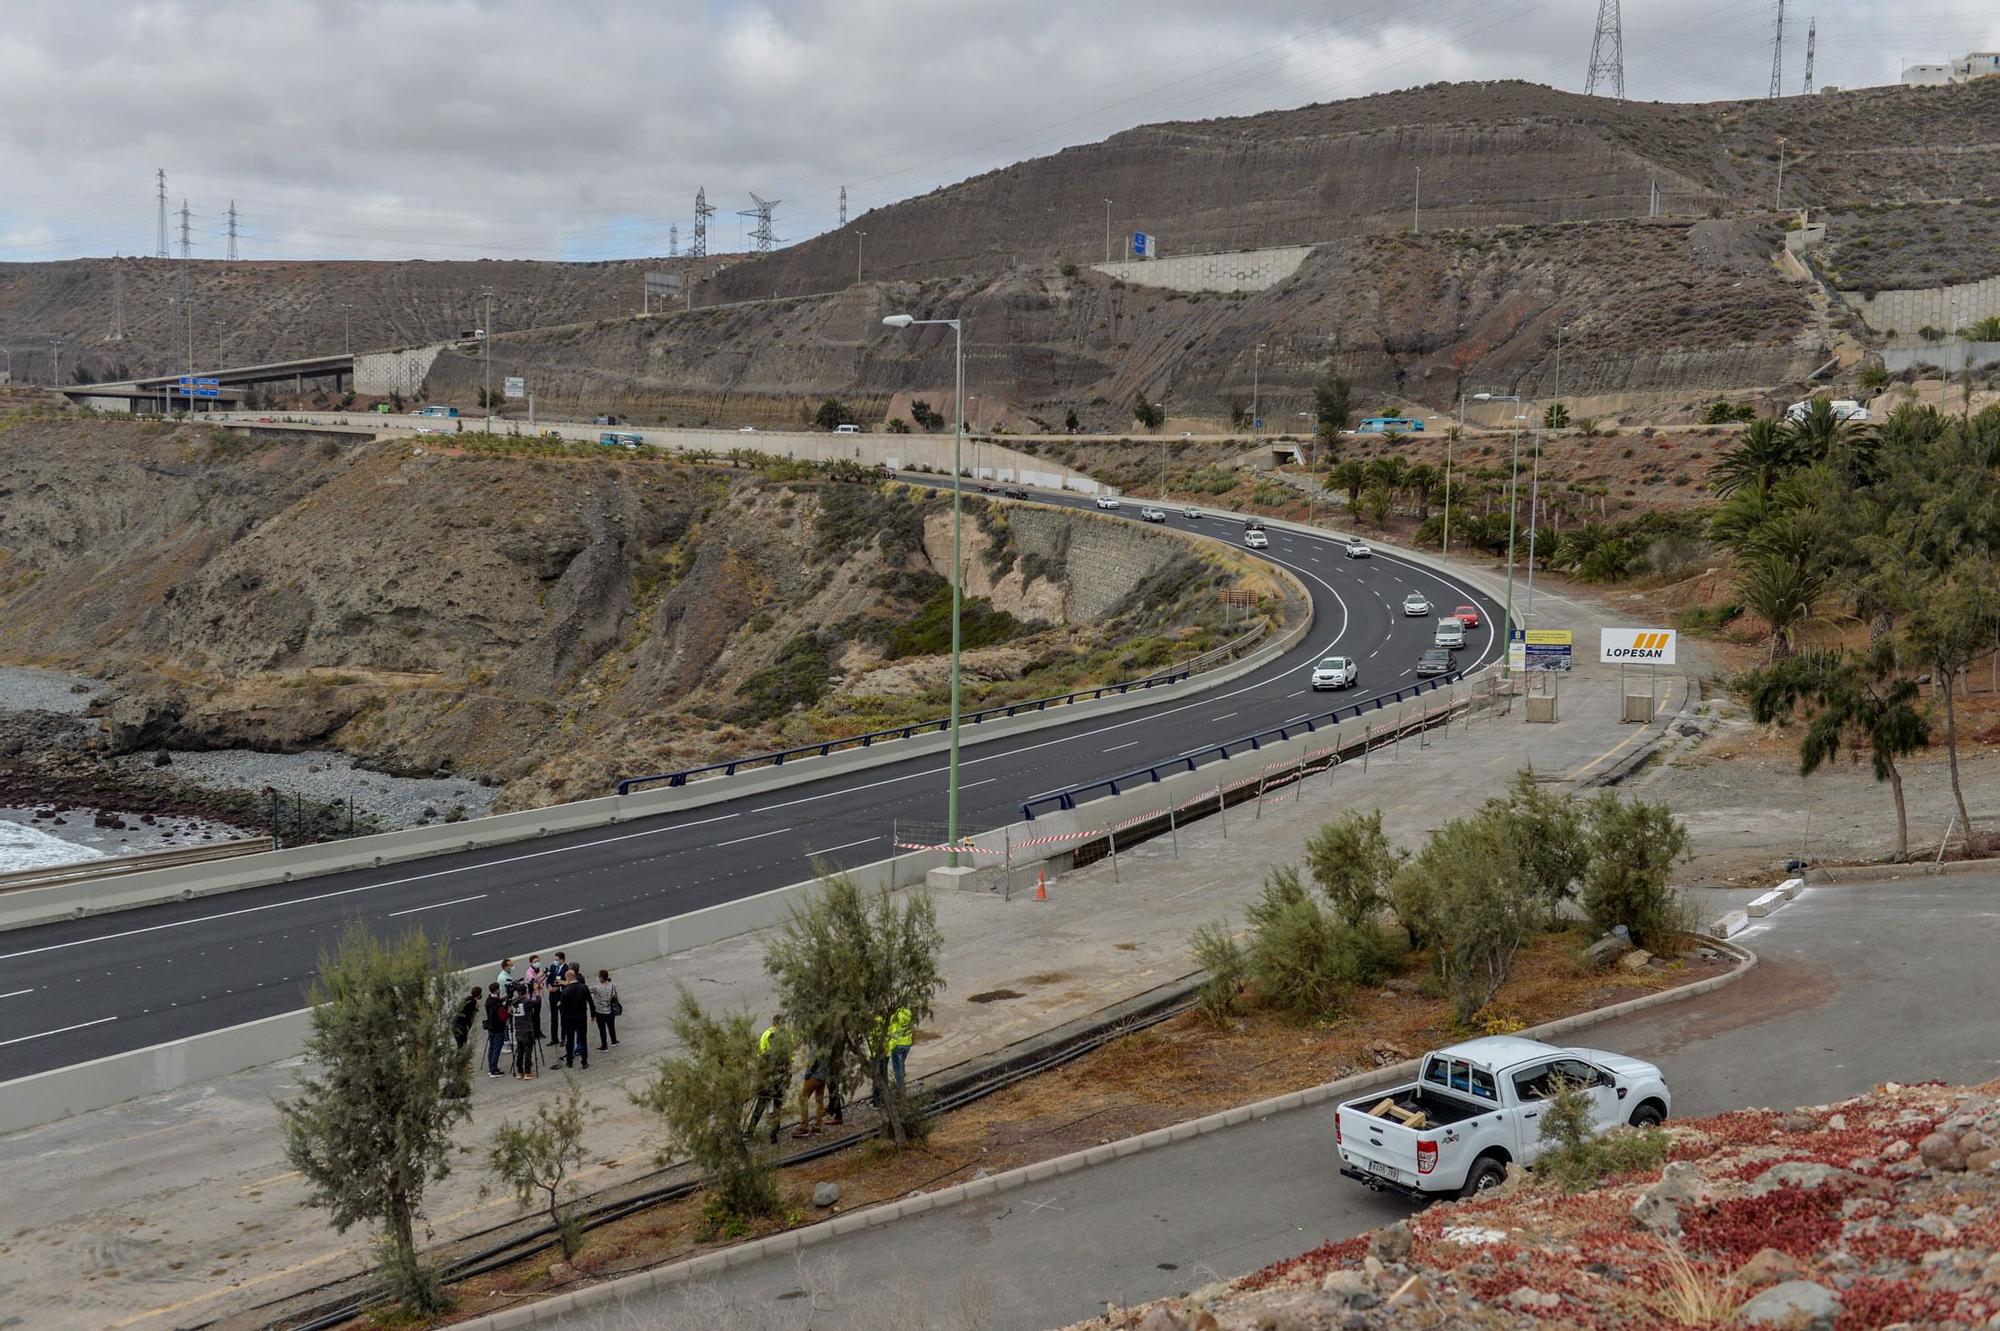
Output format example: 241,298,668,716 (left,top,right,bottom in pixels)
1772,3,1793,97
1585,0,1626,98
